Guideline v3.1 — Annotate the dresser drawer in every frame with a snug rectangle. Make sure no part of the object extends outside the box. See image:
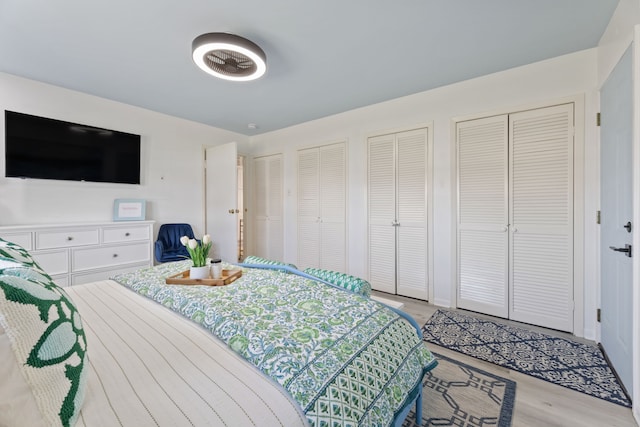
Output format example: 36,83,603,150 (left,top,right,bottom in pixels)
0,232,33,250
31,250,69,275
71,263,148,285
51,275,70,288
36,228,100,250
73,242,150,271
102,225,150,244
